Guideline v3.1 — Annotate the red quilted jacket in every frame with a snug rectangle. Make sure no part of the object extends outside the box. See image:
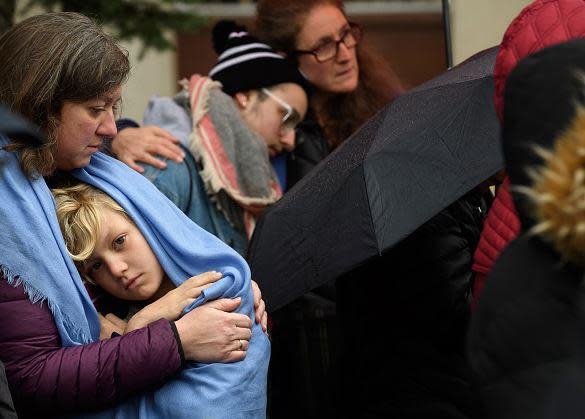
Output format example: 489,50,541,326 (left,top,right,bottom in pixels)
472,0,585,306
